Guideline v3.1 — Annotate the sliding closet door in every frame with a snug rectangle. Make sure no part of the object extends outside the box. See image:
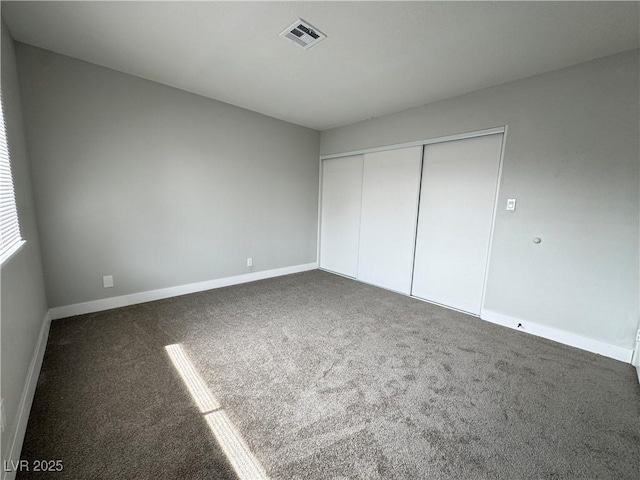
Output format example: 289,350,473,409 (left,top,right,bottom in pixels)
319,155,363,278
412,134,503,314
358,146,422,294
